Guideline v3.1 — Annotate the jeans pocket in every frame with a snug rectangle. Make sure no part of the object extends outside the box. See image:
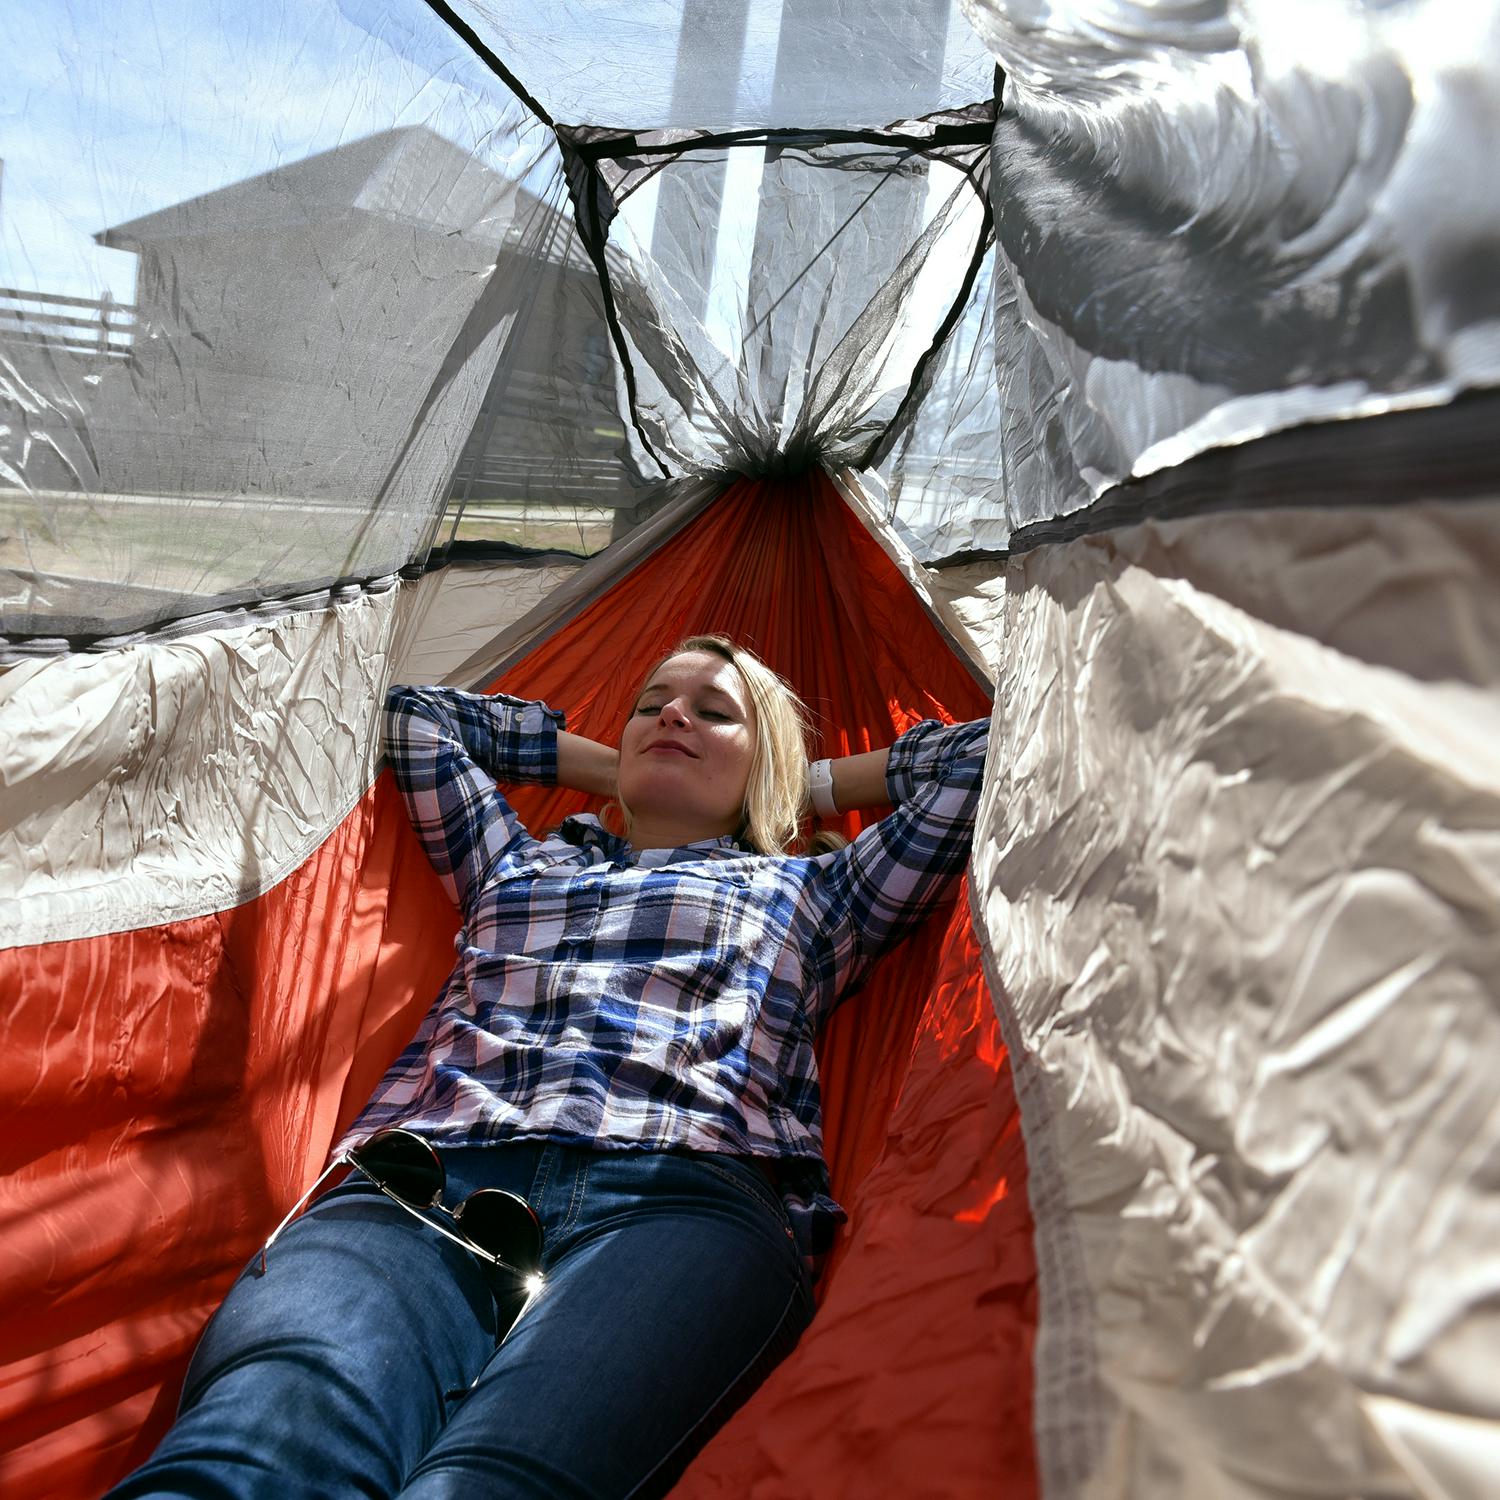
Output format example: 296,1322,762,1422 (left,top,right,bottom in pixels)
697,1155,790,1229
